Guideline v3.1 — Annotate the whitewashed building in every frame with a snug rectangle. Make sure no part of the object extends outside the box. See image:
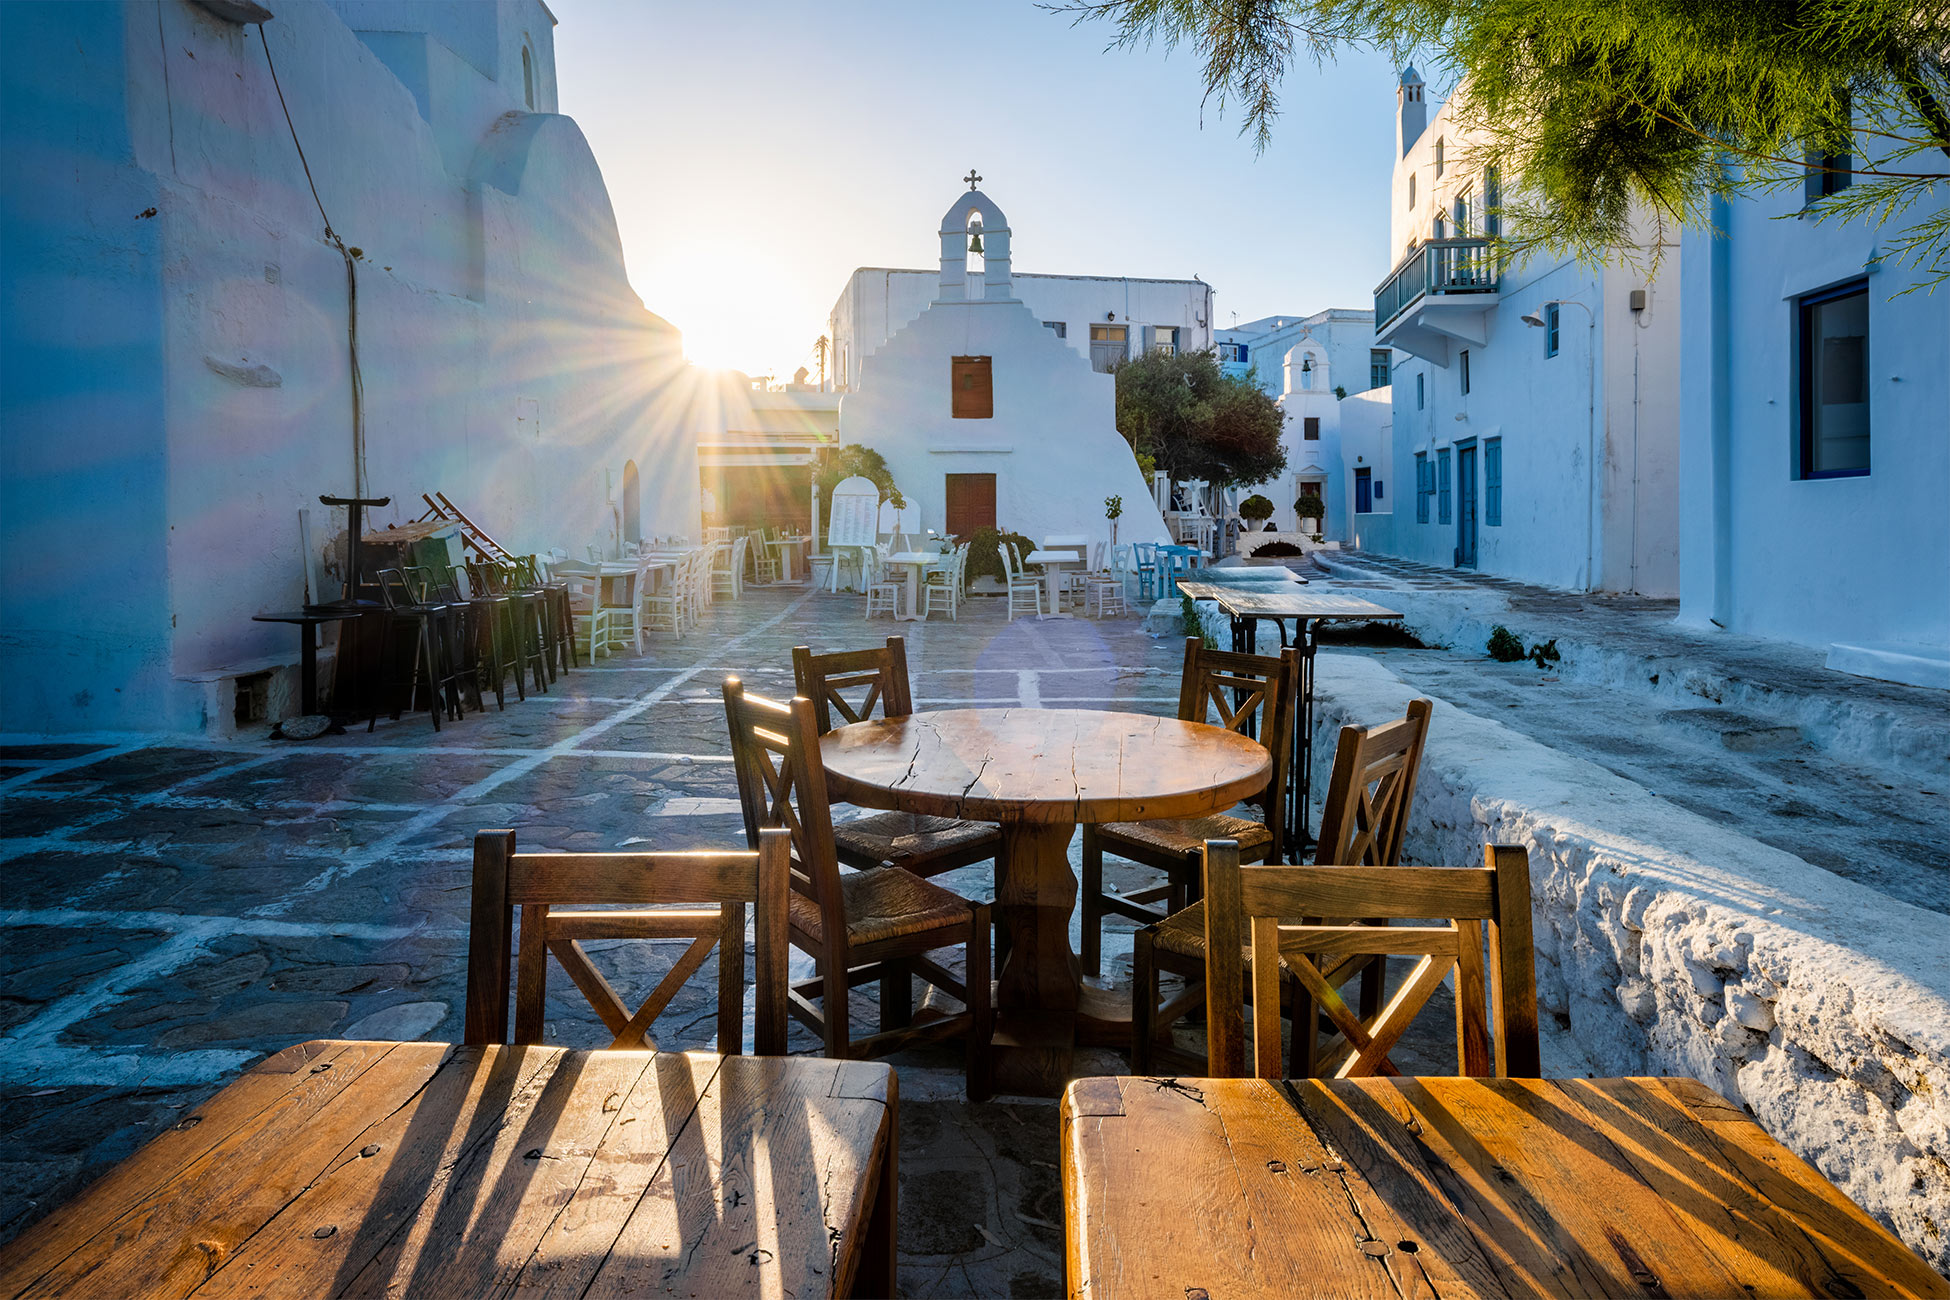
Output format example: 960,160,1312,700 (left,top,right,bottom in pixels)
1677,186,1950,685
1217,309,1390,398
835,187,1169,548
1365,67,1682,595
1,0,701,734
827,267,1213,390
